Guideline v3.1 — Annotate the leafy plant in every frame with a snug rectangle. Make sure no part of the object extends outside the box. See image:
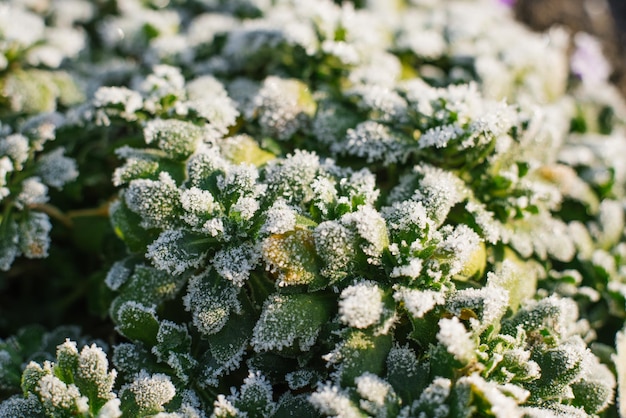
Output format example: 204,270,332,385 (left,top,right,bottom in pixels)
2,0,626,417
